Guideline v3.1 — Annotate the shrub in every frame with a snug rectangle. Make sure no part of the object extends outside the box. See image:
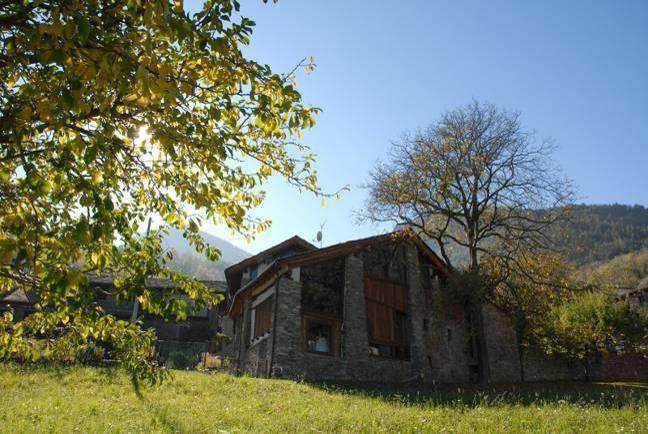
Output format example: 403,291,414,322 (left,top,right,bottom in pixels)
164,351,198,370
